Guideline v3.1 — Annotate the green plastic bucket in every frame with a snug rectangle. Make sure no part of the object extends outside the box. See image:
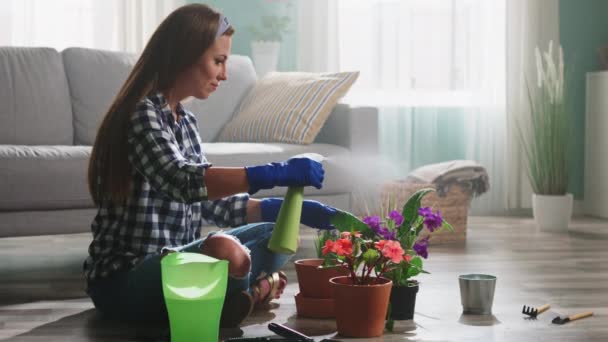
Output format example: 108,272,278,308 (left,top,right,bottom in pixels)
161,252,228,342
